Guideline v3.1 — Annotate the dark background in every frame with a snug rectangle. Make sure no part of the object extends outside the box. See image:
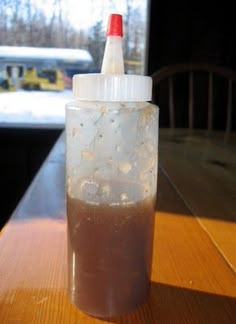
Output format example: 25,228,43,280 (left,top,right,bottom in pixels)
0,128,62,228
148,1,236,129
148,1,236,72
1,1,235,228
